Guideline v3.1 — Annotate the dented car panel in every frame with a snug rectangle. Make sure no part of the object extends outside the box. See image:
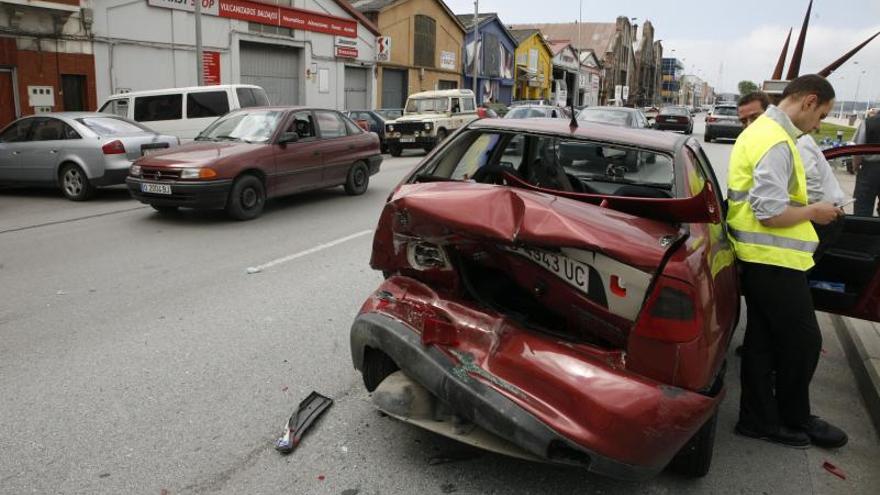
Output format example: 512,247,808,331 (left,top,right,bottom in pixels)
353,119,744,479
